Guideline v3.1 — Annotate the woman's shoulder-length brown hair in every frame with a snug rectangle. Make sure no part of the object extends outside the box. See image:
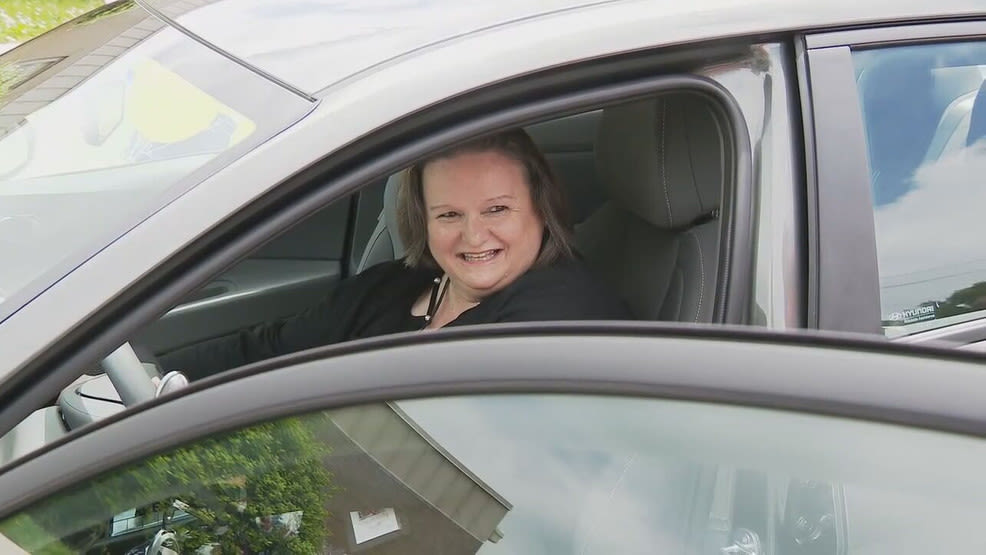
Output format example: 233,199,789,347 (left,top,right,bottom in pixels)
396,128,576,270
